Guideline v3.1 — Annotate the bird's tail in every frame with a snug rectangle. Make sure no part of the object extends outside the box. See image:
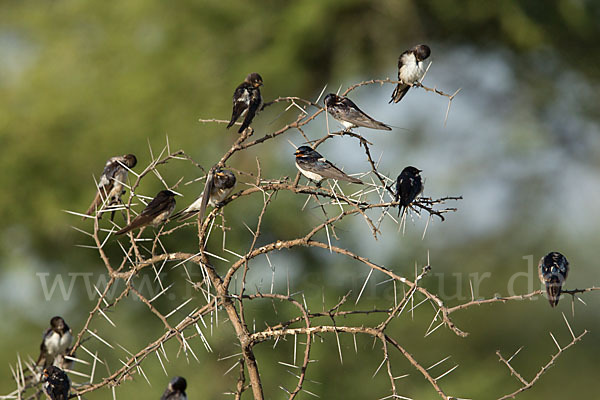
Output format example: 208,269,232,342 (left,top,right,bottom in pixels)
116,218,144,235
171,209,199,222
376,121,393,131
238,116,251,134
545,276,562,307
344,175,363,184
83,191,105,220
398,205,405,218
226,117,236,129
389,84,410,104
